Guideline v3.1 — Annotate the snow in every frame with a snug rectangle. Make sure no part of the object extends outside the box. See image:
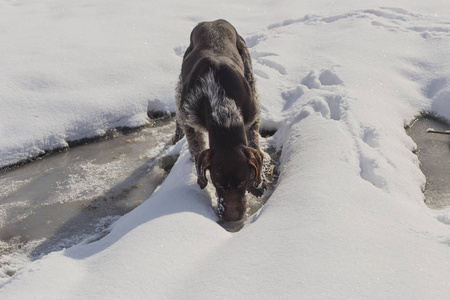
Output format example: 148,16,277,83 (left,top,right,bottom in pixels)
1,0,450,299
